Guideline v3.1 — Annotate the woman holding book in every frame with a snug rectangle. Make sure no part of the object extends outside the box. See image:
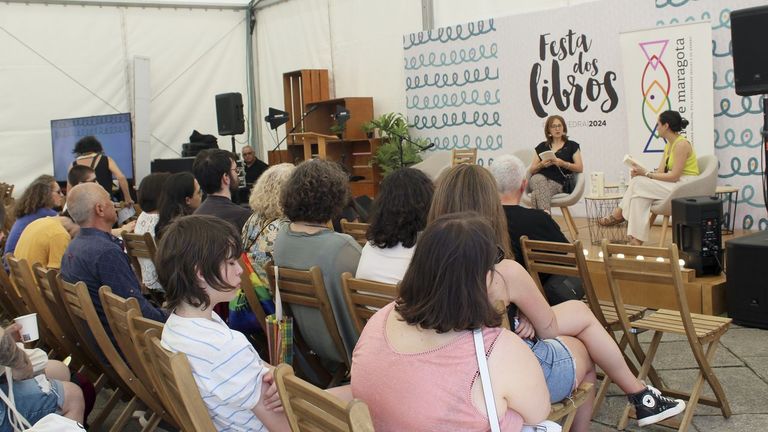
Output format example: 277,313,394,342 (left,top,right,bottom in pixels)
527,115,583,213
599,110,699,245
